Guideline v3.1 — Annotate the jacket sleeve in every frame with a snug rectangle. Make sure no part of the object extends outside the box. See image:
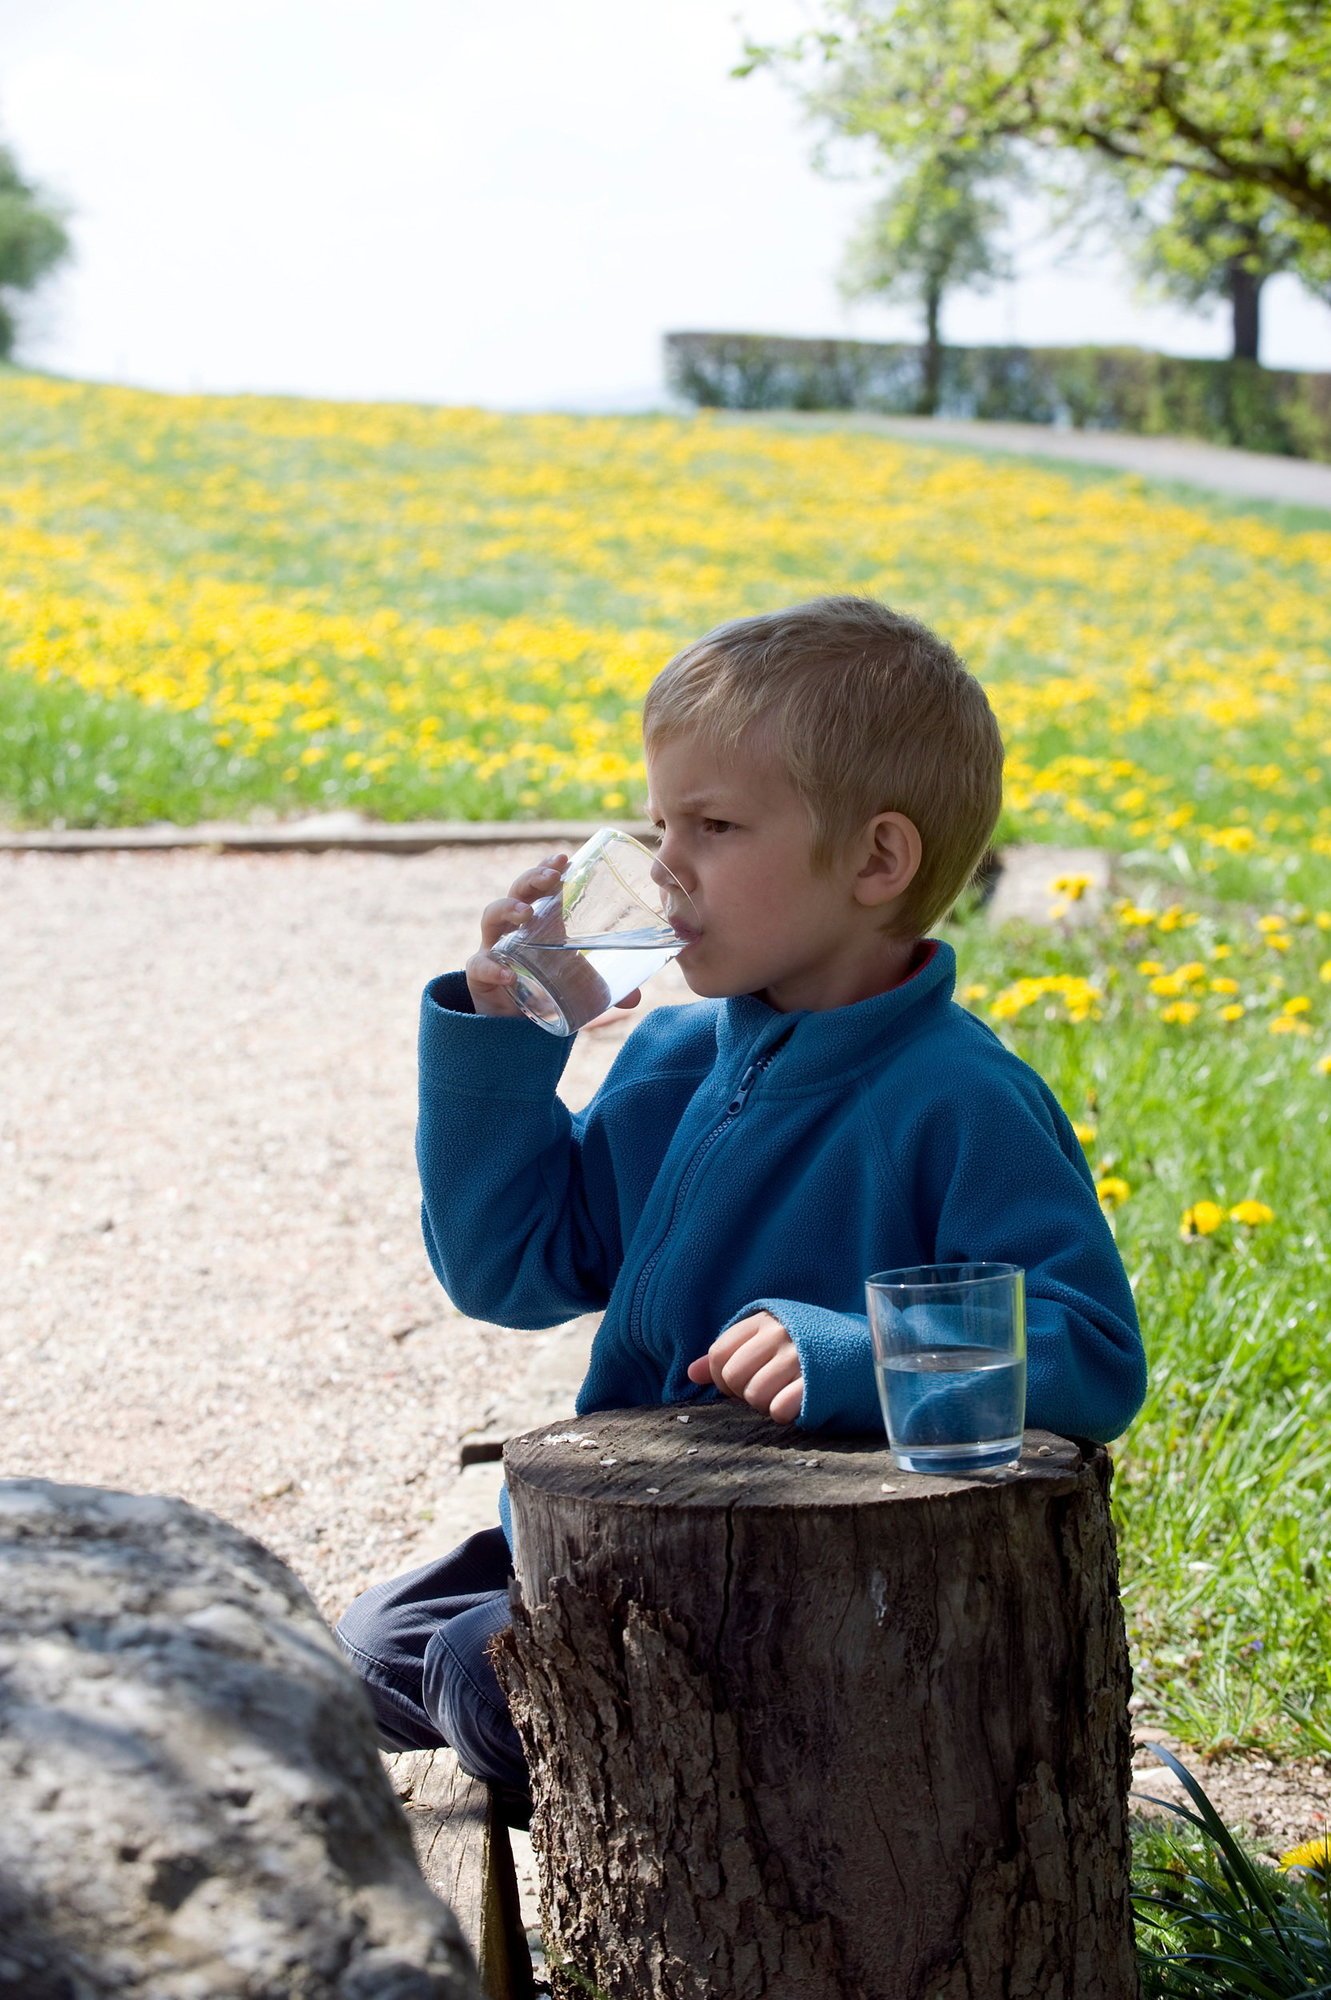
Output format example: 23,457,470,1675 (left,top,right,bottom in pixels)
415,973,623,1327
723,1060,1147,1445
